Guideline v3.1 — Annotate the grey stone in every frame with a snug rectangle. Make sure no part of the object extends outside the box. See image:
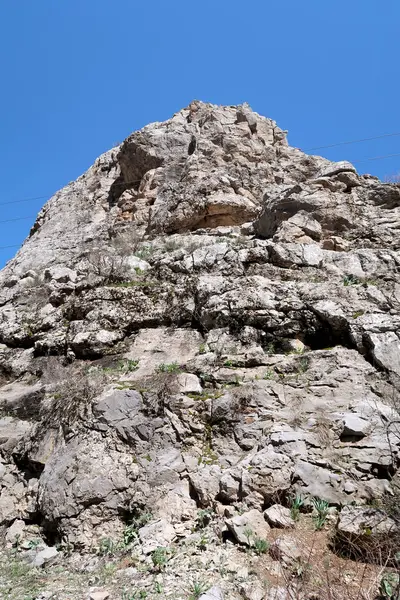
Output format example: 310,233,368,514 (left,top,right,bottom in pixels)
269,536,302,565
0,382,44,419
264,505,295,529
226,509,270,547
240,582,265,600
138,519,176,554
176,373,203,394
5,519,26,545
342,414,370,438
199,587,224,600
89,593,110,600
25,545,59,568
